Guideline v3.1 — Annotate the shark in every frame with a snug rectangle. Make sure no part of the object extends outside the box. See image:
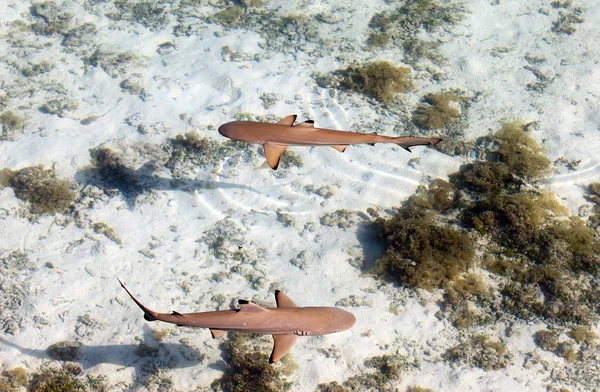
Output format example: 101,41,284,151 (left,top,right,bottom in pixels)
118,279,356,363
218,115,442,169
